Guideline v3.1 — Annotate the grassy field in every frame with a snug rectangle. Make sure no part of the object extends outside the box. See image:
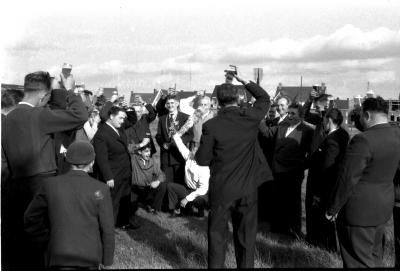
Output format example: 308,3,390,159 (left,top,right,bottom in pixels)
107,119,395,268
